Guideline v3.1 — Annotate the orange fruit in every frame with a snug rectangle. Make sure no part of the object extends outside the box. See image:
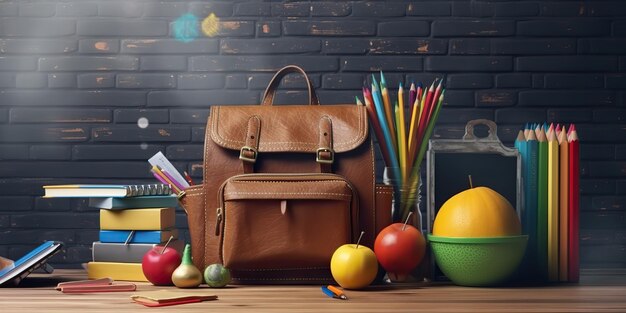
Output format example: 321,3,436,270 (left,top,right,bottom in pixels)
433,187,521,237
